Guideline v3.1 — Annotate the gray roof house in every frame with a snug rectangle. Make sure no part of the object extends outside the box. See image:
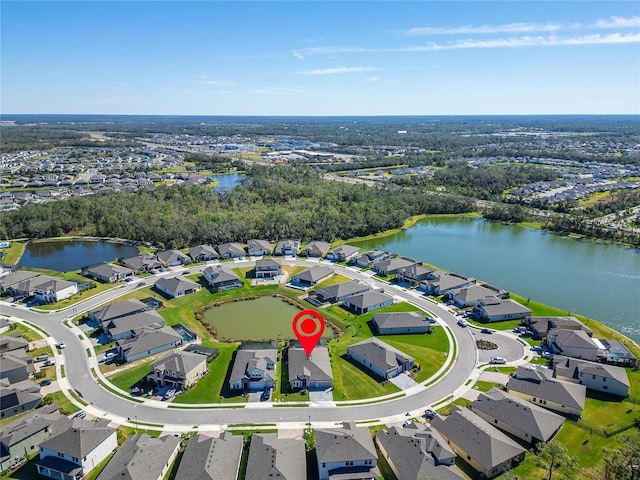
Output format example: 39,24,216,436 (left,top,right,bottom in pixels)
353,250,390,268
229,342,278,392
247,239,272,257
120,254,162,273
0,351,34,384
245,433,306,480
89,298,149,324
117,327,183,363
254,258,282,279
0,271,41,294
375,424,464,480
274,239,301,256
33,277,79,303
37,419,118,480
326,244,360,262
0,334,30,353
147,349,209,389
174,432,244,480
188,245,219,262
447,284,506,308
553,355,630,397
0,380,42,420
472,297,532,323
155,275,201,298
373,257,418,276
470,388,565,444
525,316,594,339
507,365,586,417
372,311,431,335
202,266,244,291
216,242,246,259
313,280,371,304
102,309,165,340
431,406,526,479
547,328,605,362
300,240,331,258
395,264,433,284
342,290,394,315
156,249,191,266
81,262,134,283
347,337,414,380
0,405,70,472
291,265,334,287
96,433,180,480
420,272,476,296
288,341,333,391
315,422,379,480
